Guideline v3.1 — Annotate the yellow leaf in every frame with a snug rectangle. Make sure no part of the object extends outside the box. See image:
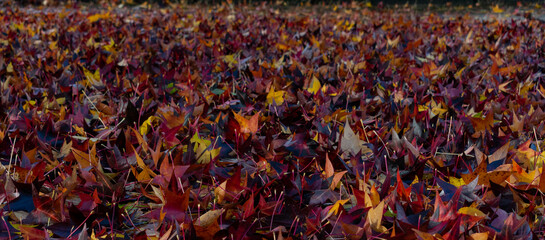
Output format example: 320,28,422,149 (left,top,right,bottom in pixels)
266,87,285,105
191,133,220,164
82,67,103,87
224,54,238,67
103,38,116,54
492,4,504,13
88,12,109,23
458,207,487,218
139,116,157,136
430,100,447,117
307,76,321,94
6,62,13,73
129,144,156,182
449,177,466,187
49,41,57,51
328,199,349,216
367,200,388,233
387,36,400,48
418,105,428,112
23,100,36,112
